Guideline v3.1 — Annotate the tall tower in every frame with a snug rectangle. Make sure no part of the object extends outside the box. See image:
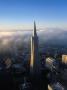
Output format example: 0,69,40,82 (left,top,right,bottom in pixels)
30,21,41,75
